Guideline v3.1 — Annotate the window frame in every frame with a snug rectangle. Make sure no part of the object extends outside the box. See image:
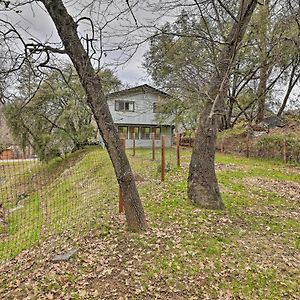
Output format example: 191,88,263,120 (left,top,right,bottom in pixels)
115,100,135,112
129,126,140,140
118,126,128,139
140,127,151,140
153,102,157,113
152,127,161,140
